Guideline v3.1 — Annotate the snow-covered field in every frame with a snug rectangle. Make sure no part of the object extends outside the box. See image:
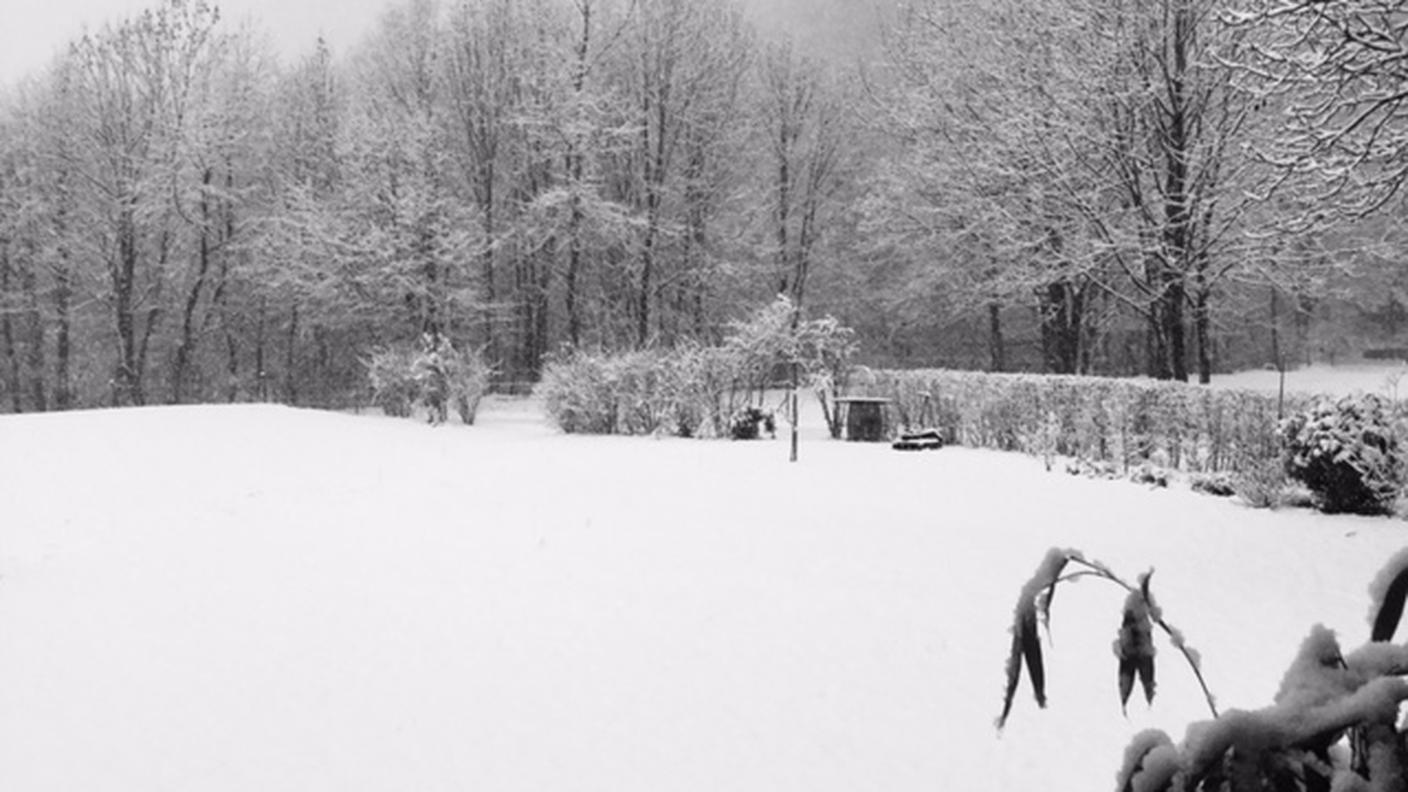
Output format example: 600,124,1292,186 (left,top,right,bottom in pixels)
2,393,1406,791
1212,361,1408,399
